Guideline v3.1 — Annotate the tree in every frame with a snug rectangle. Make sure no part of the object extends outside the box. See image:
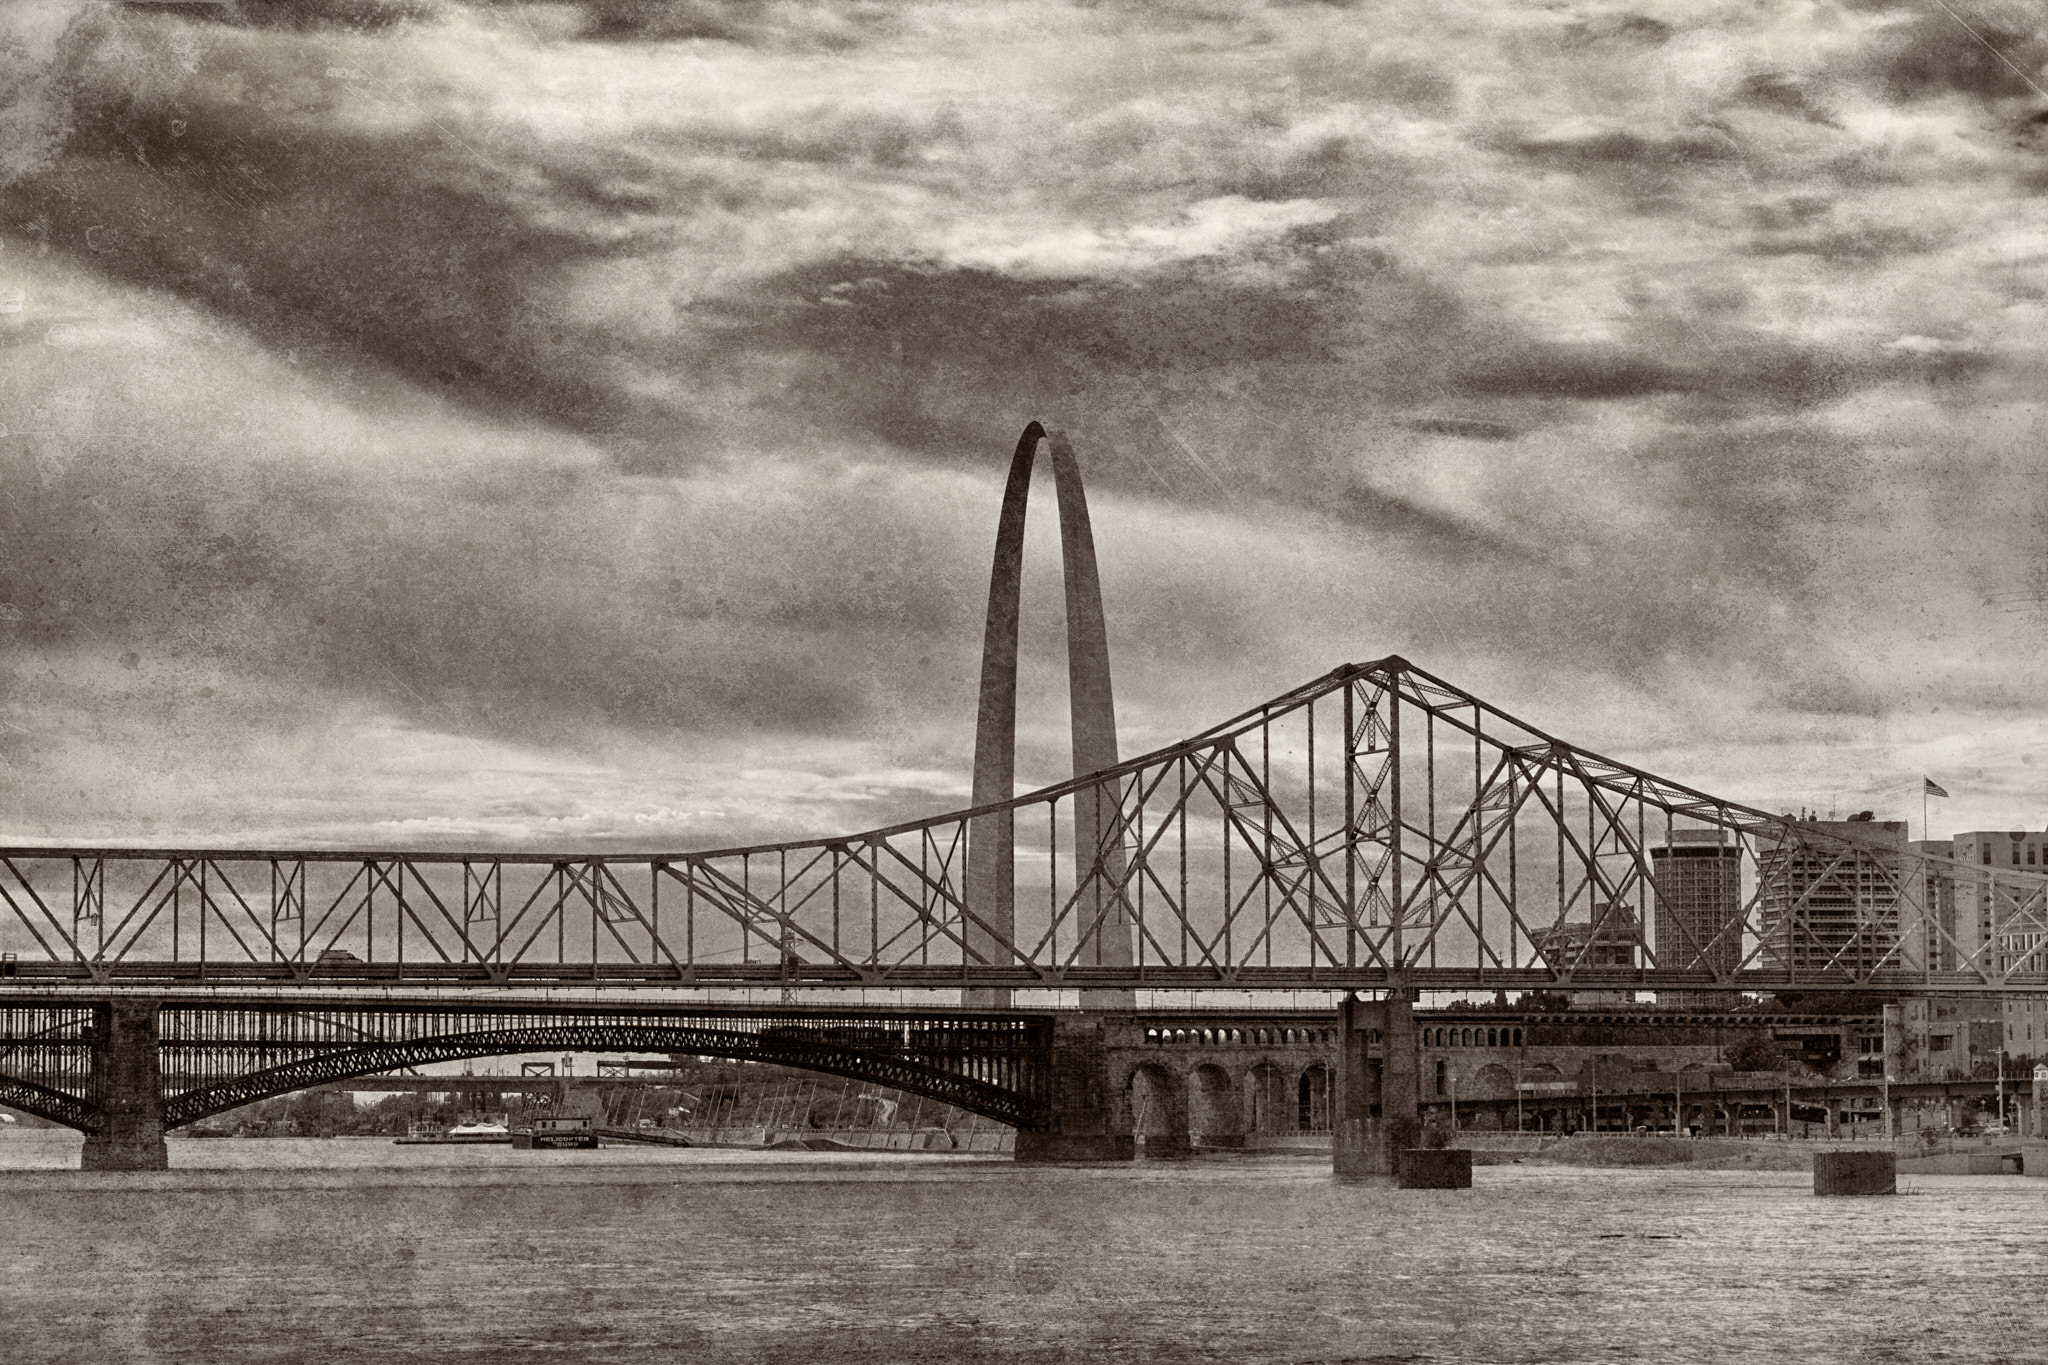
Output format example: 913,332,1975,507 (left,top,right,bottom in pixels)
1722,1032,1782,1072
